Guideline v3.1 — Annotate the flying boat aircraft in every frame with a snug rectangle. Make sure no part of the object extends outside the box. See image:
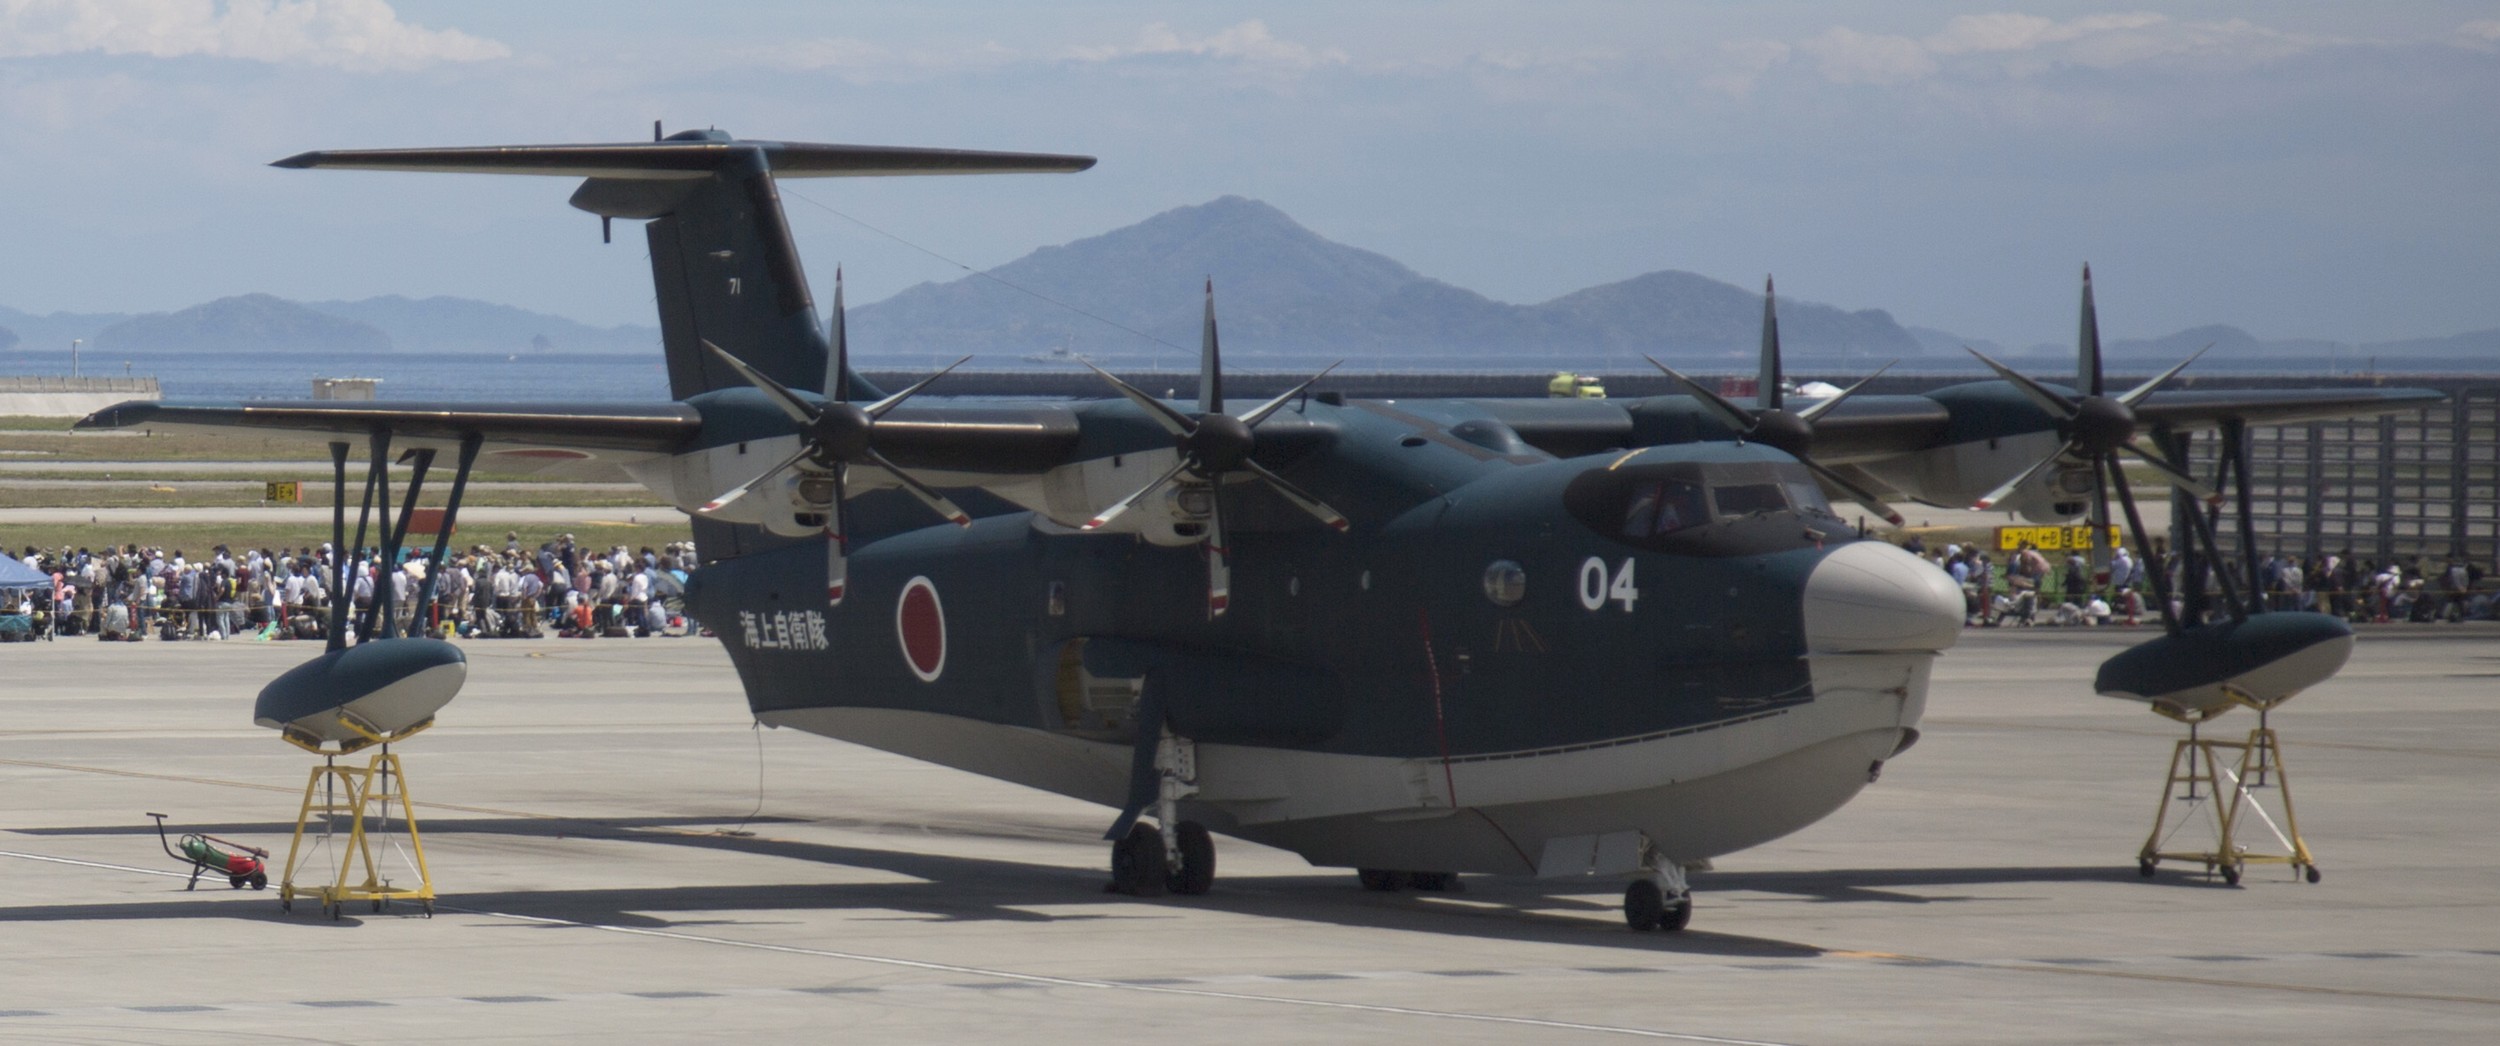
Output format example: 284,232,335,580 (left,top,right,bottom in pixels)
80,129,2441,931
